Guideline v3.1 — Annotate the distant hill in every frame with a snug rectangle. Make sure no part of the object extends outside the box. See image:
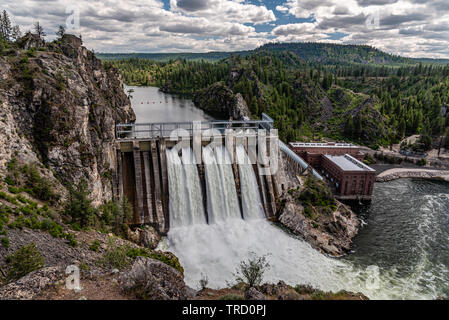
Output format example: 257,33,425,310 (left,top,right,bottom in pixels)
255,42,413,66
96,51,248,62
97,42,449,66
